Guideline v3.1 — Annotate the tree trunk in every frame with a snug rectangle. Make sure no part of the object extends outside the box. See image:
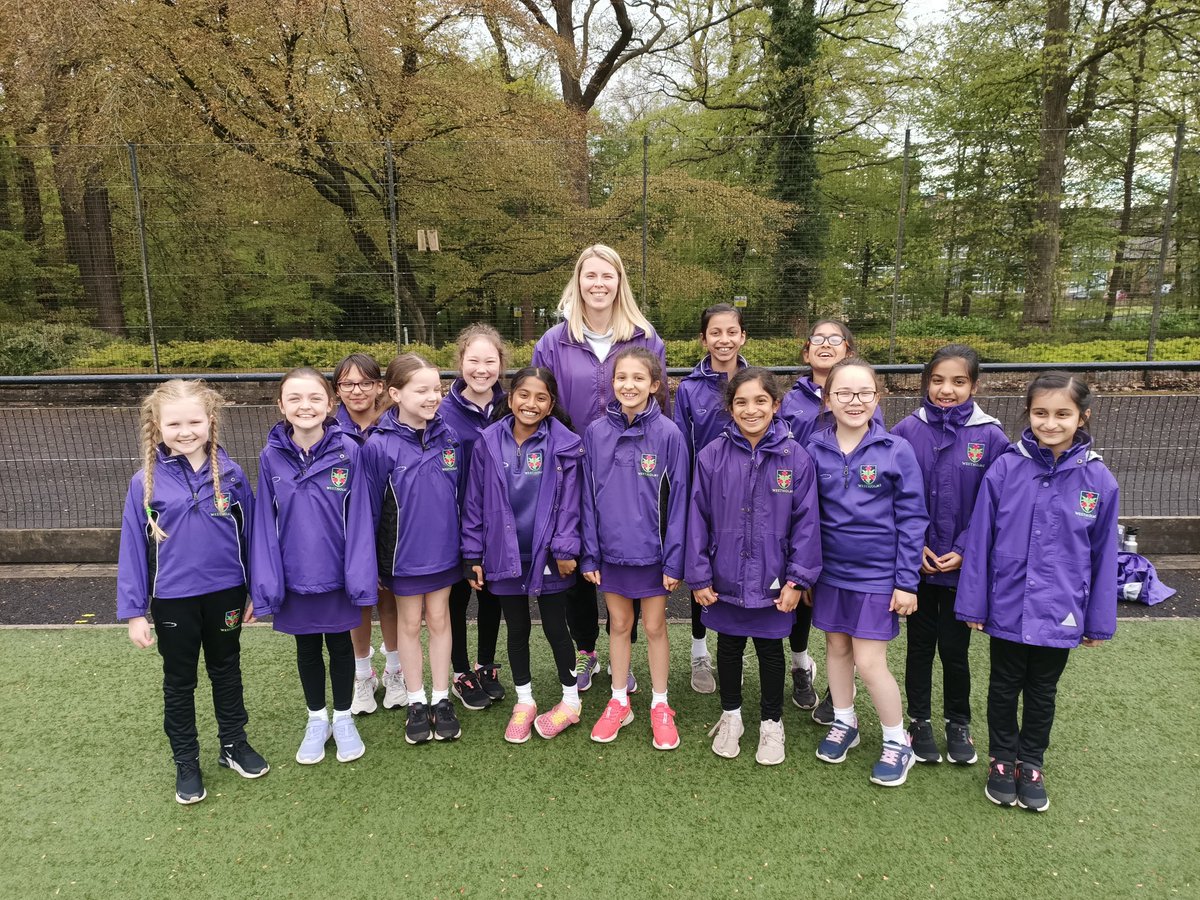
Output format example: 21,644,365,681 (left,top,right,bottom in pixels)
1104,39,1145,326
